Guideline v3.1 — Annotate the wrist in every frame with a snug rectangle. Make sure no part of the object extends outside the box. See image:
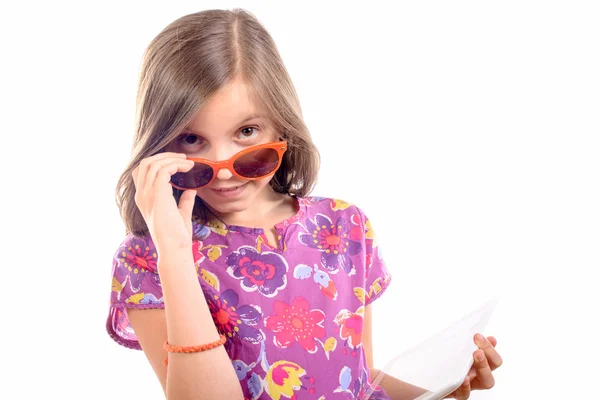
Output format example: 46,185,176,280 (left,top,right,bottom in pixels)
156,244,194,267
150,226,192,252
151,232,192,253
